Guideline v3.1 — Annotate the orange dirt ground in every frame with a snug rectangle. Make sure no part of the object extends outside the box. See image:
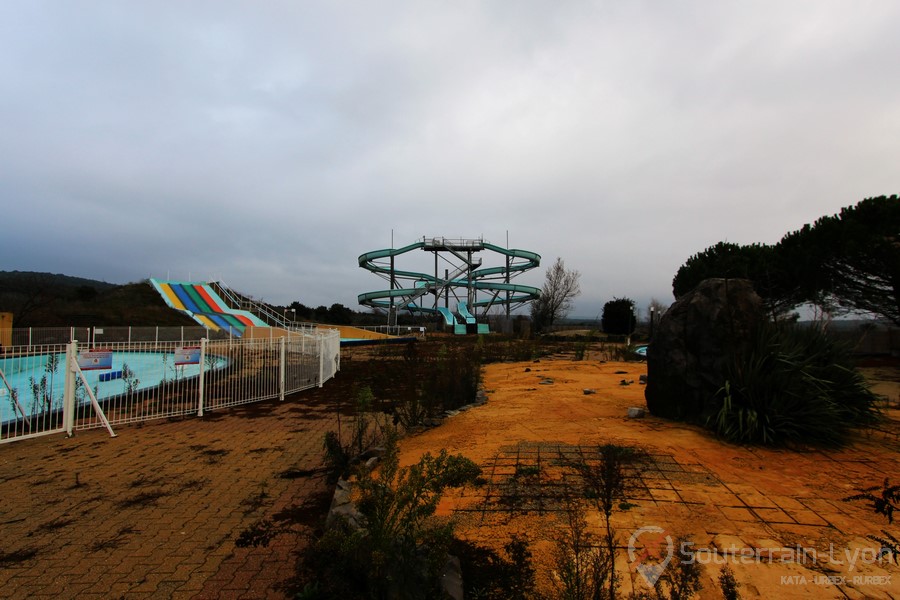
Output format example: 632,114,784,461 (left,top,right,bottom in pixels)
398,356,900,599
1,349,898,599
